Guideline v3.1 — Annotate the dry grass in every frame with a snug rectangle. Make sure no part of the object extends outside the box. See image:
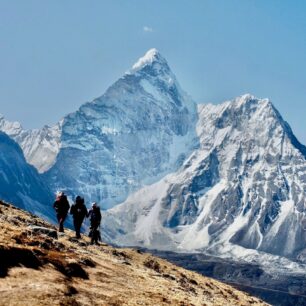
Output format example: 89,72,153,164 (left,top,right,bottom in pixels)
0,200,269,306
